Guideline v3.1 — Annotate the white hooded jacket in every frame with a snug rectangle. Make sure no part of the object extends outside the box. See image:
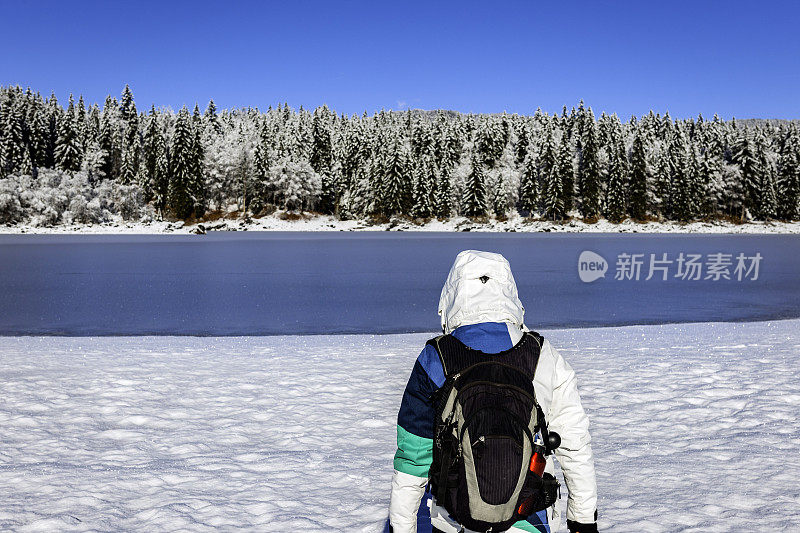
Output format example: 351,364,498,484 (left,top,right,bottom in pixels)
389,250,597,532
